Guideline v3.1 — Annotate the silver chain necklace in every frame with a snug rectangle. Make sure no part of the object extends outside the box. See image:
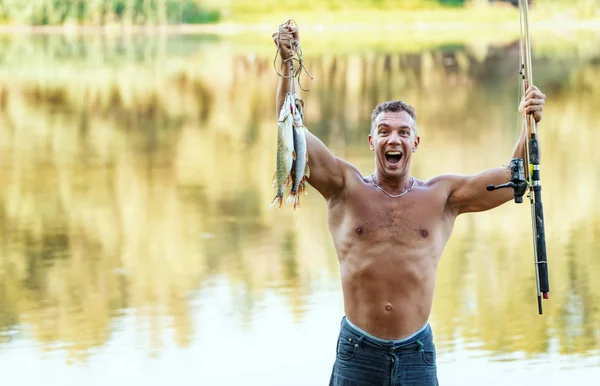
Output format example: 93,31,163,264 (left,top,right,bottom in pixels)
370,174,416,198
